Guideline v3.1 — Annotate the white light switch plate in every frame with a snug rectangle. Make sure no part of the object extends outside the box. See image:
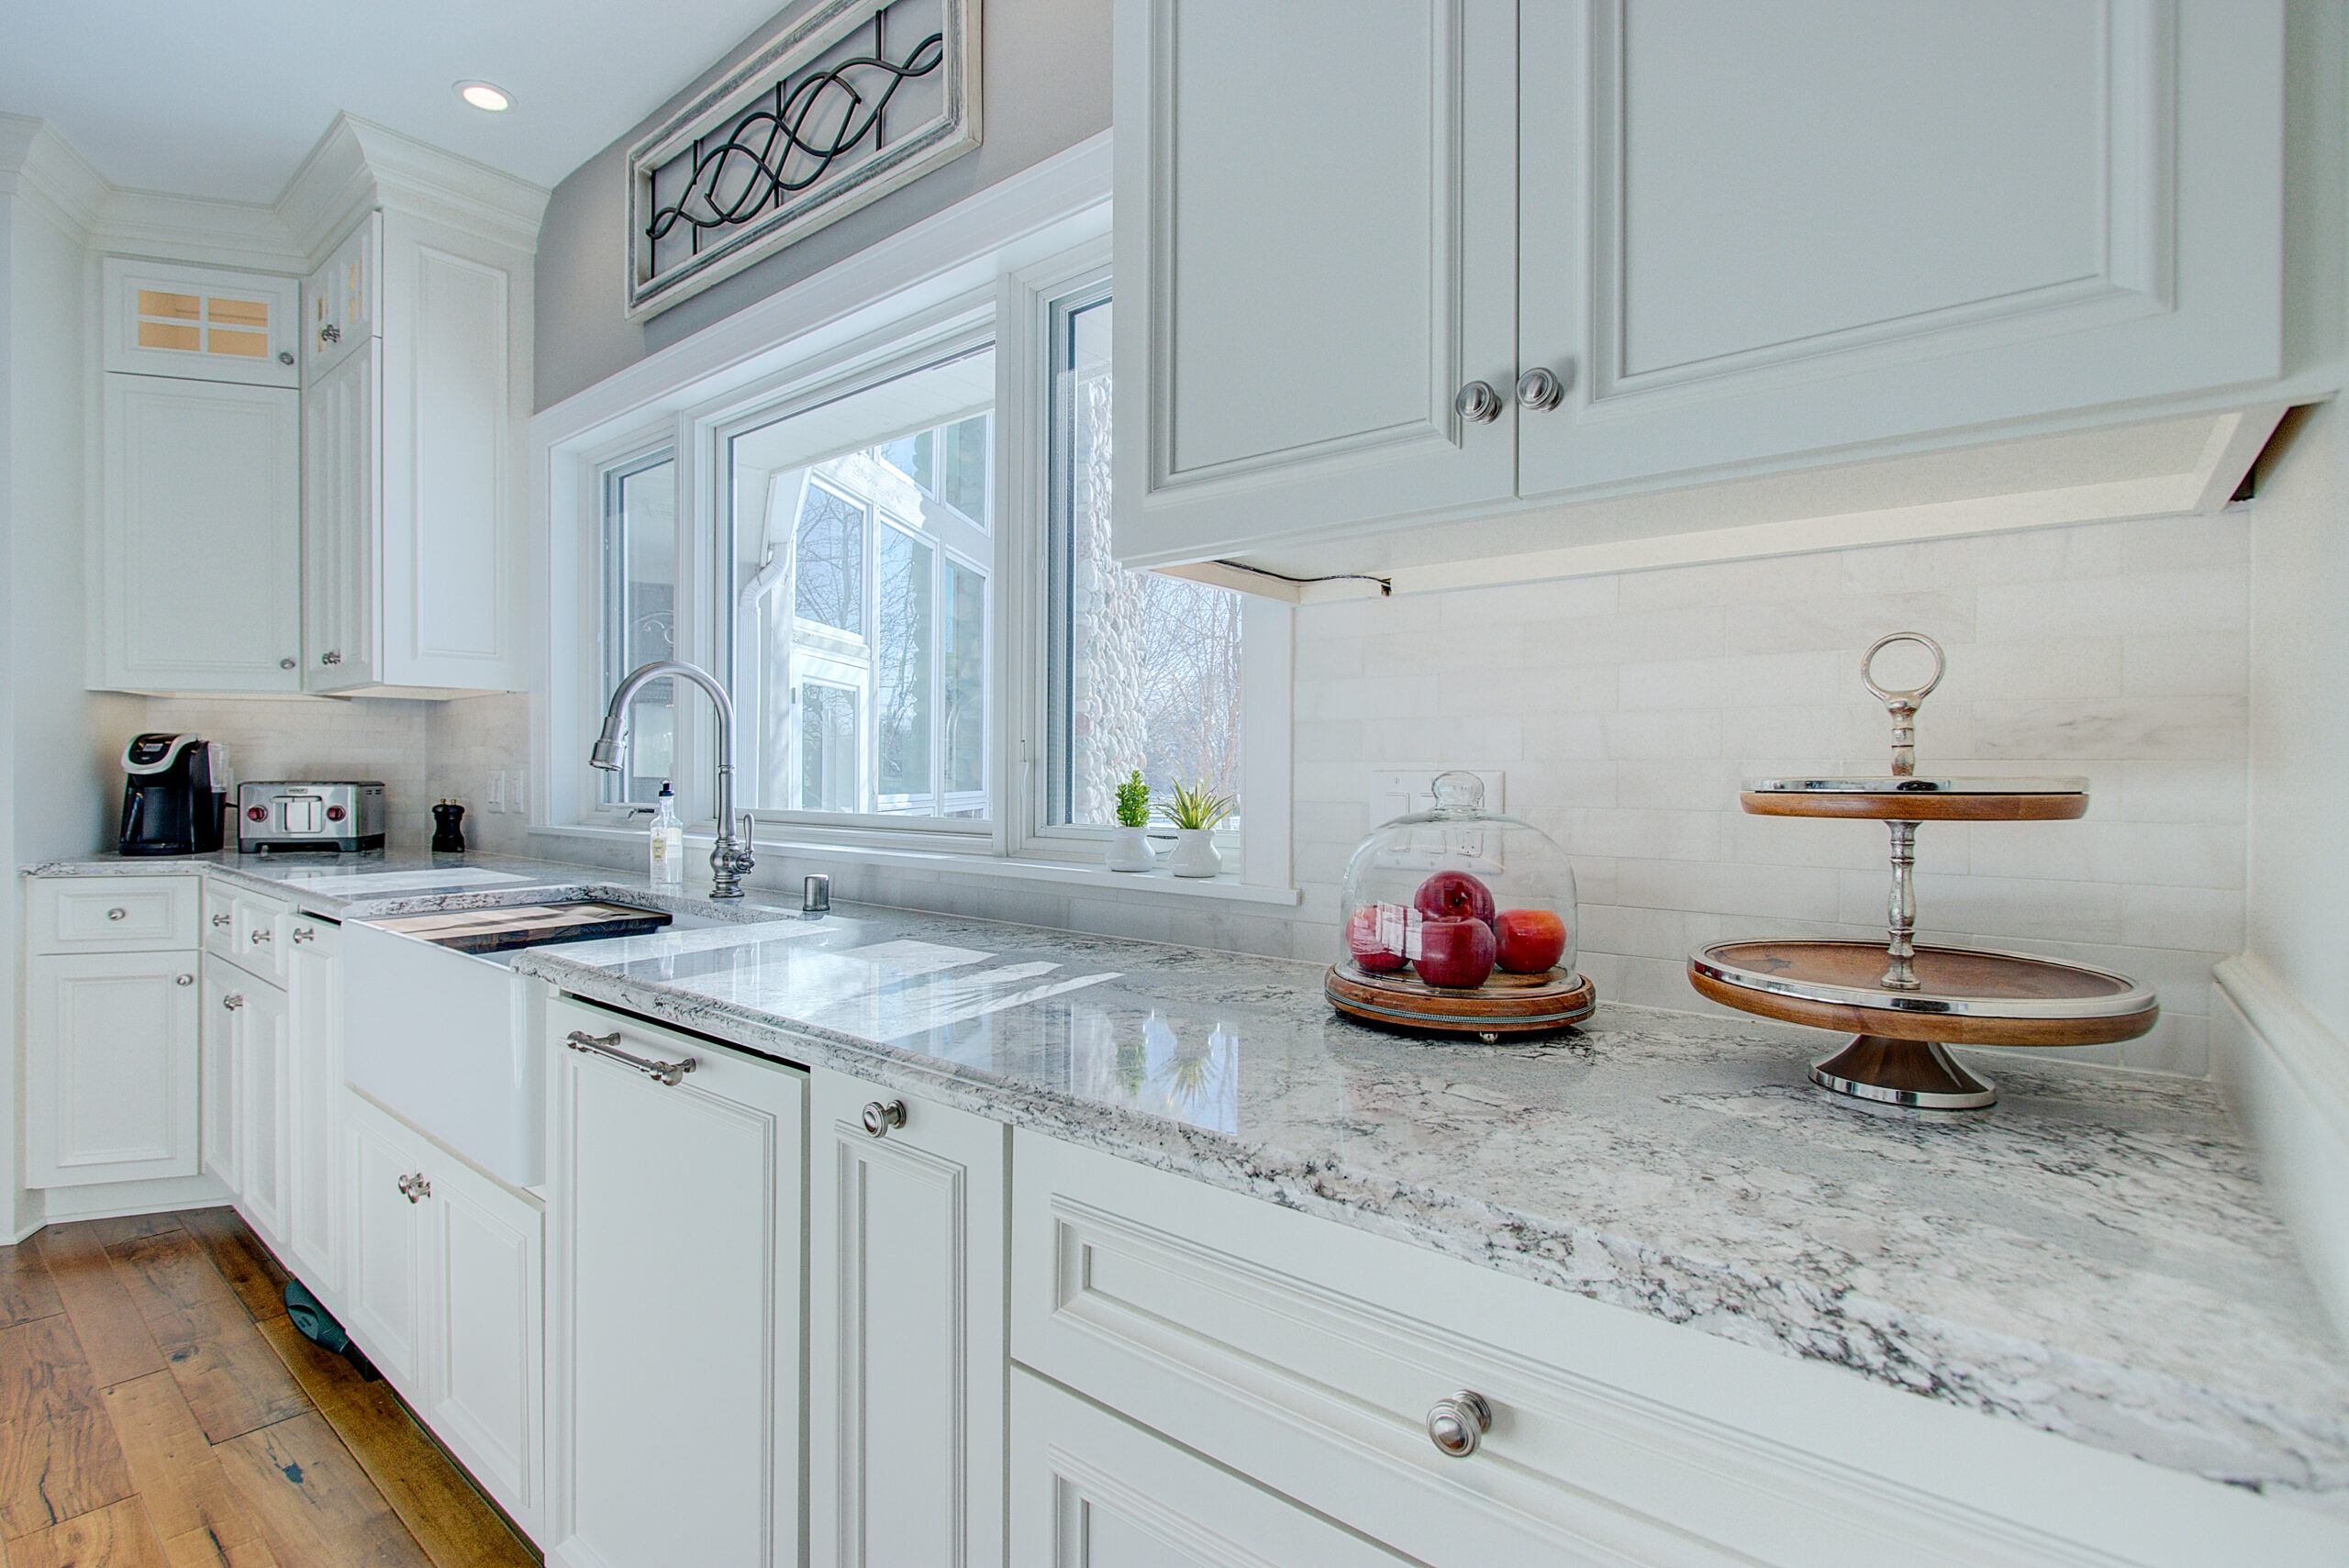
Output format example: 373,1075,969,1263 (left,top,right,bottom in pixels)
1369,770,1506,827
